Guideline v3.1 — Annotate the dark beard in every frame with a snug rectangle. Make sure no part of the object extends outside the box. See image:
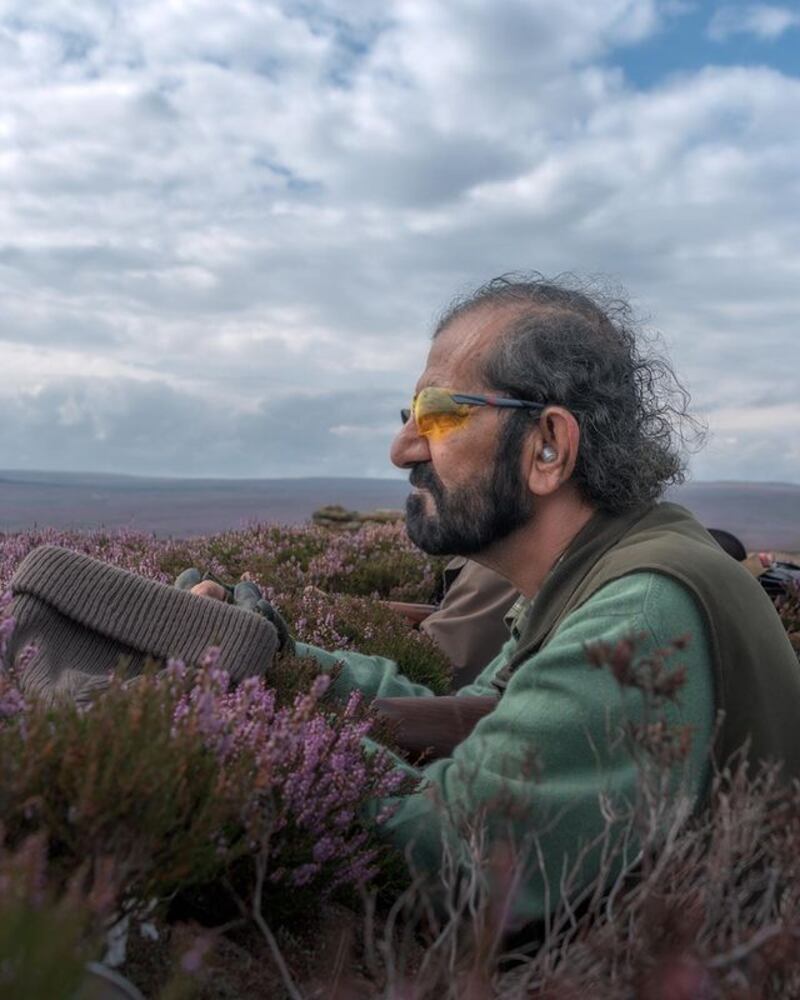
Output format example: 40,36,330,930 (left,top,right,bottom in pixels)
405,421,535,556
